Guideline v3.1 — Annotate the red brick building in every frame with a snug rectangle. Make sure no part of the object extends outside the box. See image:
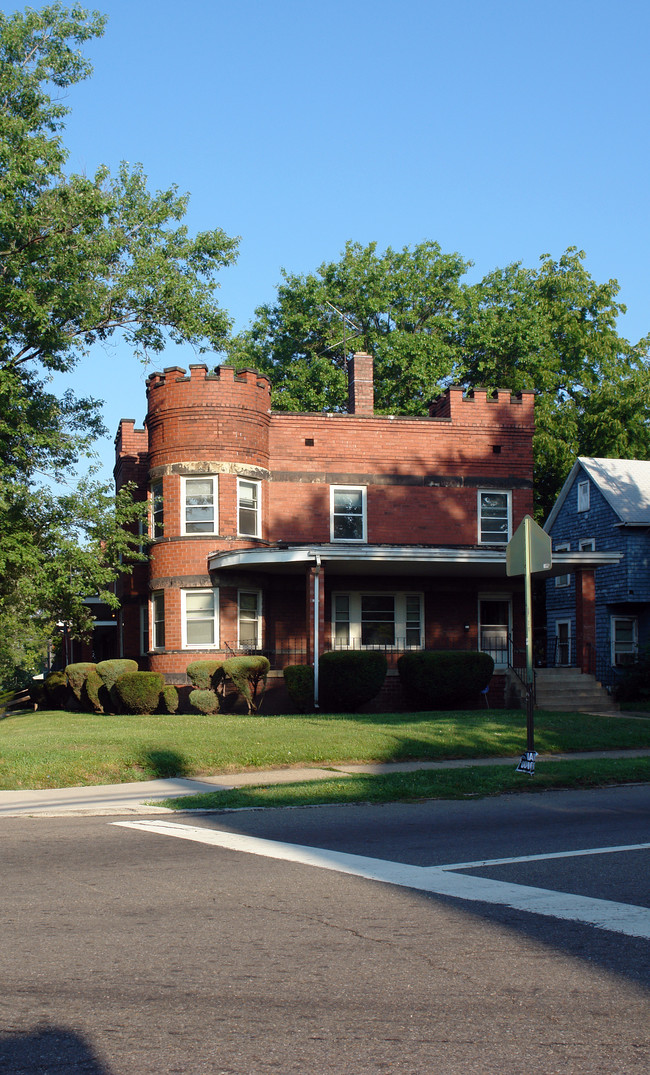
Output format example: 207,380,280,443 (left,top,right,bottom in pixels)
111,353,536,705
